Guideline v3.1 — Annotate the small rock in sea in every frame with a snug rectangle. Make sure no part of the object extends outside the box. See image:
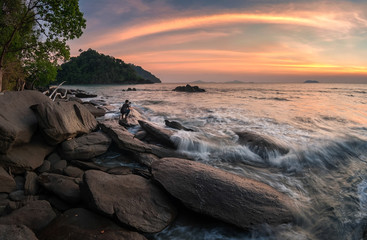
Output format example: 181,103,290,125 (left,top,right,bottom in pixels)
173,84,205,92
